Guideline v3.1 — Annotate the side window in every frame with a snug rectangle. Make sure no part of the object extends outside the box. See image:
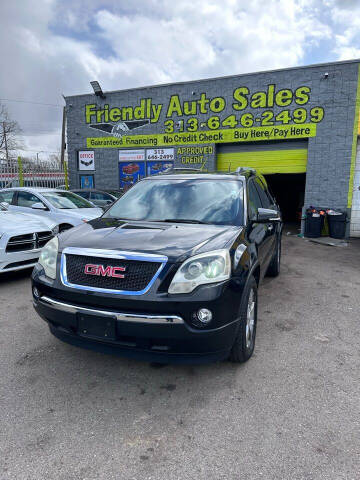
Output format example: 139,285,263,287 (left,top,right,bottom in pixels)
0,191,14,203
92,192,113,201
259,177,276,206
17,191,43,208
248,180,262,219
91,192,108,201
254,178,272,208
76,191,90,199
